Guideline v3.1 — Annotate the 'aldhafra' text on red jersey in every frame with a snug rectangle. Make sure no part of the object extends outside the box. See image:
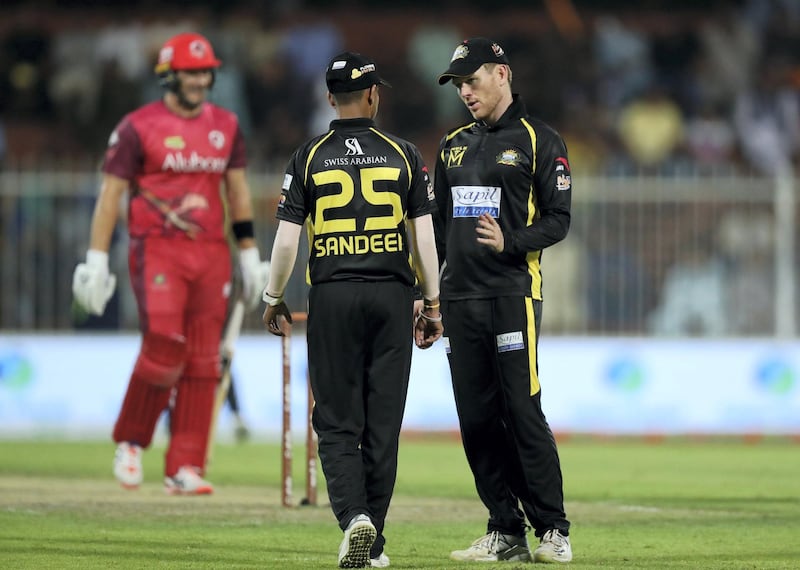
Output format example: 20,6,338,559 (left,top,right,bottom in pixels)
103,100,246,242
